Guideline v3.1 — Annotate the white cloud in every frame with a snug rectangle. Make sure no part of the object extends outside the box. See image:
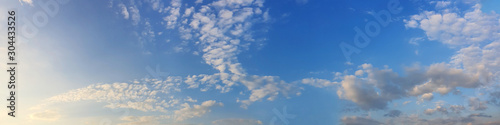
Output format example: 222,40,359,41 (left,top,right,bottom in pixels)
451,41,500,85
418,93,434,103
409,63,481,95
195,0,203,4
424,105,448,115
19,0,32,5
405,4,500,46
433,1,452,8
174,100,223,121
111,1,275,101
408,37,424,46
118,3,129,19
238,75,302,108
153,0,300,108
183,7,195,17
129,5,141,25
402,101,412,105
301,78,338,88
364,2,500,124
148,0,164,11
163,0,181,29
35,80,224,122
34,78,185,113
185,96,198,102
401,1,500,114
212,119,263,125
337,75,390,110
